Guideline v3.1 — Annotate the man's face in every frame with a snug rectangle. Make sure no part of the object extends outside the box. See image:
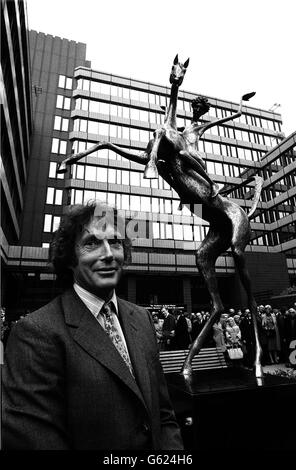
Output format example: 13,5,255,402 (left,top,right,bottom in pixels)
72,217,125,297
